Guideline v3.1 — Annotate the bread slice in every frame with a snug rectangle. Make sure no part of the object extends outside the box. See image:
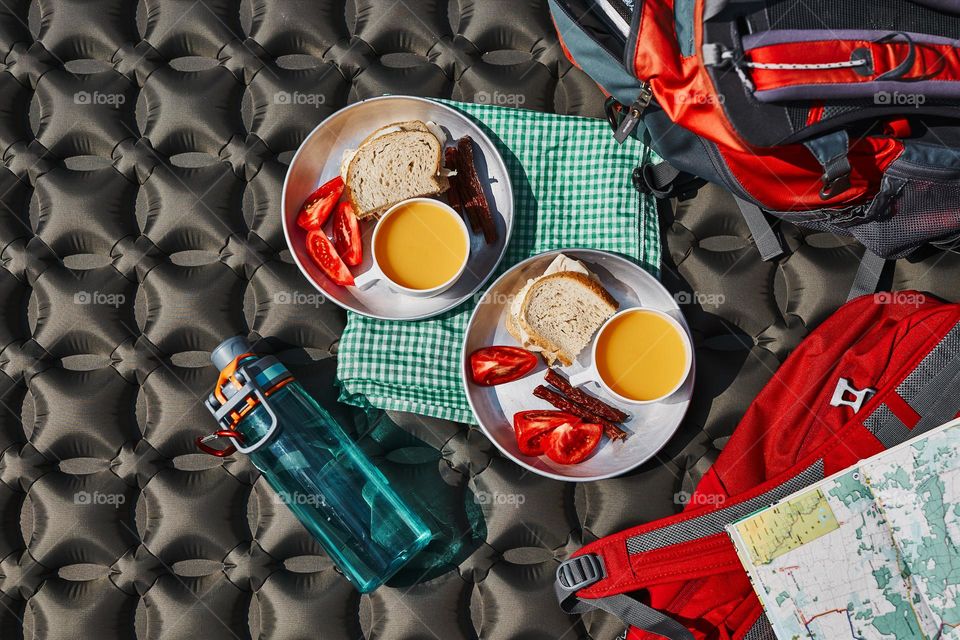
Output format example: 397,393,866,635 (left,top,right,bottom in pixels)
357,120,429,147
510,272,618,366
345,129,449,218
